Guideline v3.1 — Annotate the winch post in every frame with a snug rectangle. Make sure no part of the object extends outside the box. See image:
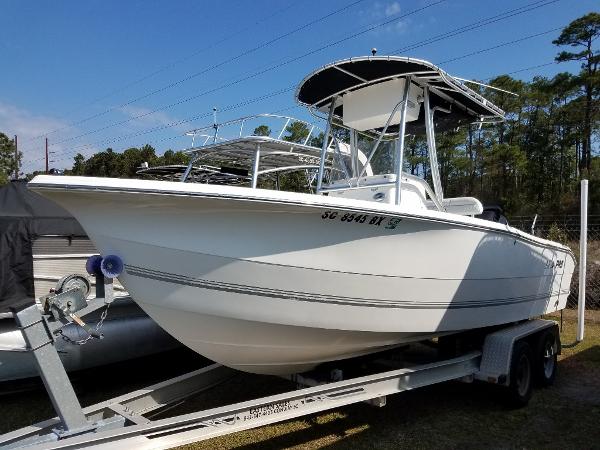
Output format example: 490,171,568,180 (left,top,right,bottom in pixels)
95,273,105,298
12,303,91,436
93,272,115,304
102,275,114,303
